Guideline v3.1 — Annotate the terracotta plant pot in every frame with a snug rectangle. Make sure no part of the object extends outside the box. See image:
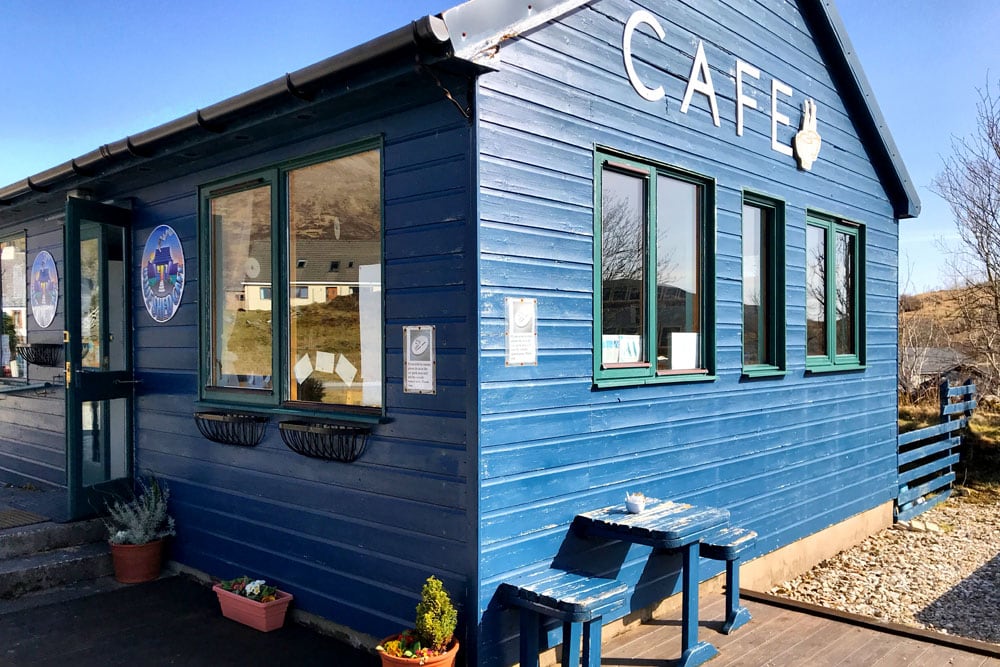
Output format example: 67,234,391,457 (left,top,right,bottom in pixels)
109,539,165,584
377,636,459,667
213,584,294,632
